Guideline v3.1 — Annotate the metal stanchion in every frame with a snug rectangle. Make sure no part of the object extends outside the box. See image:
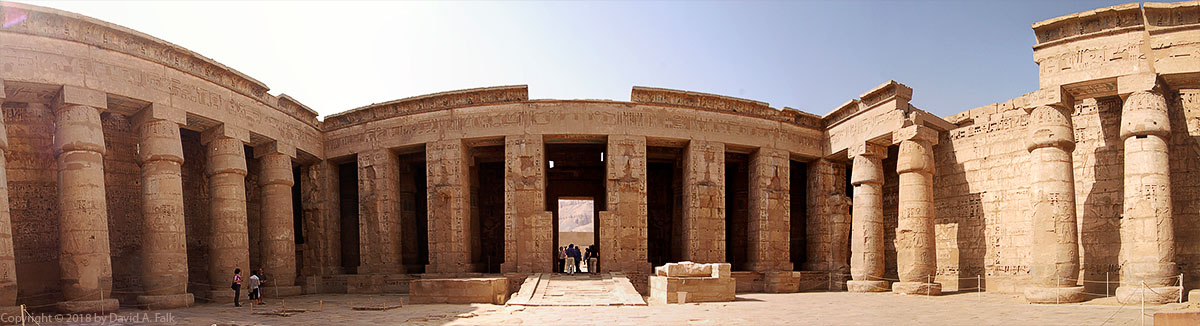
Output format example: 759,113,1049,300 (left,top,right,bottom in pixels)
20,304,26,326
1056,276,1060,304
1180,273,1185,304
1106,272,1110,298
1141,281,1146,326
